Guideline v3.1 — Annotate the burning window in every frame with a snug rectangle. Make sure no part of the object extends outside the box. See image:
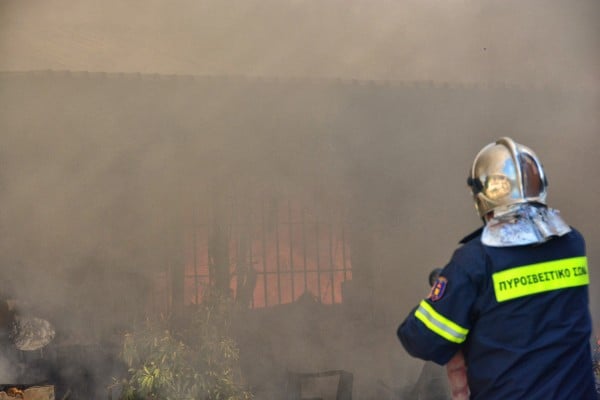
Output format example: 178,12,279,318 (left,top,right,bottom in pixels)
182,198,352,308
